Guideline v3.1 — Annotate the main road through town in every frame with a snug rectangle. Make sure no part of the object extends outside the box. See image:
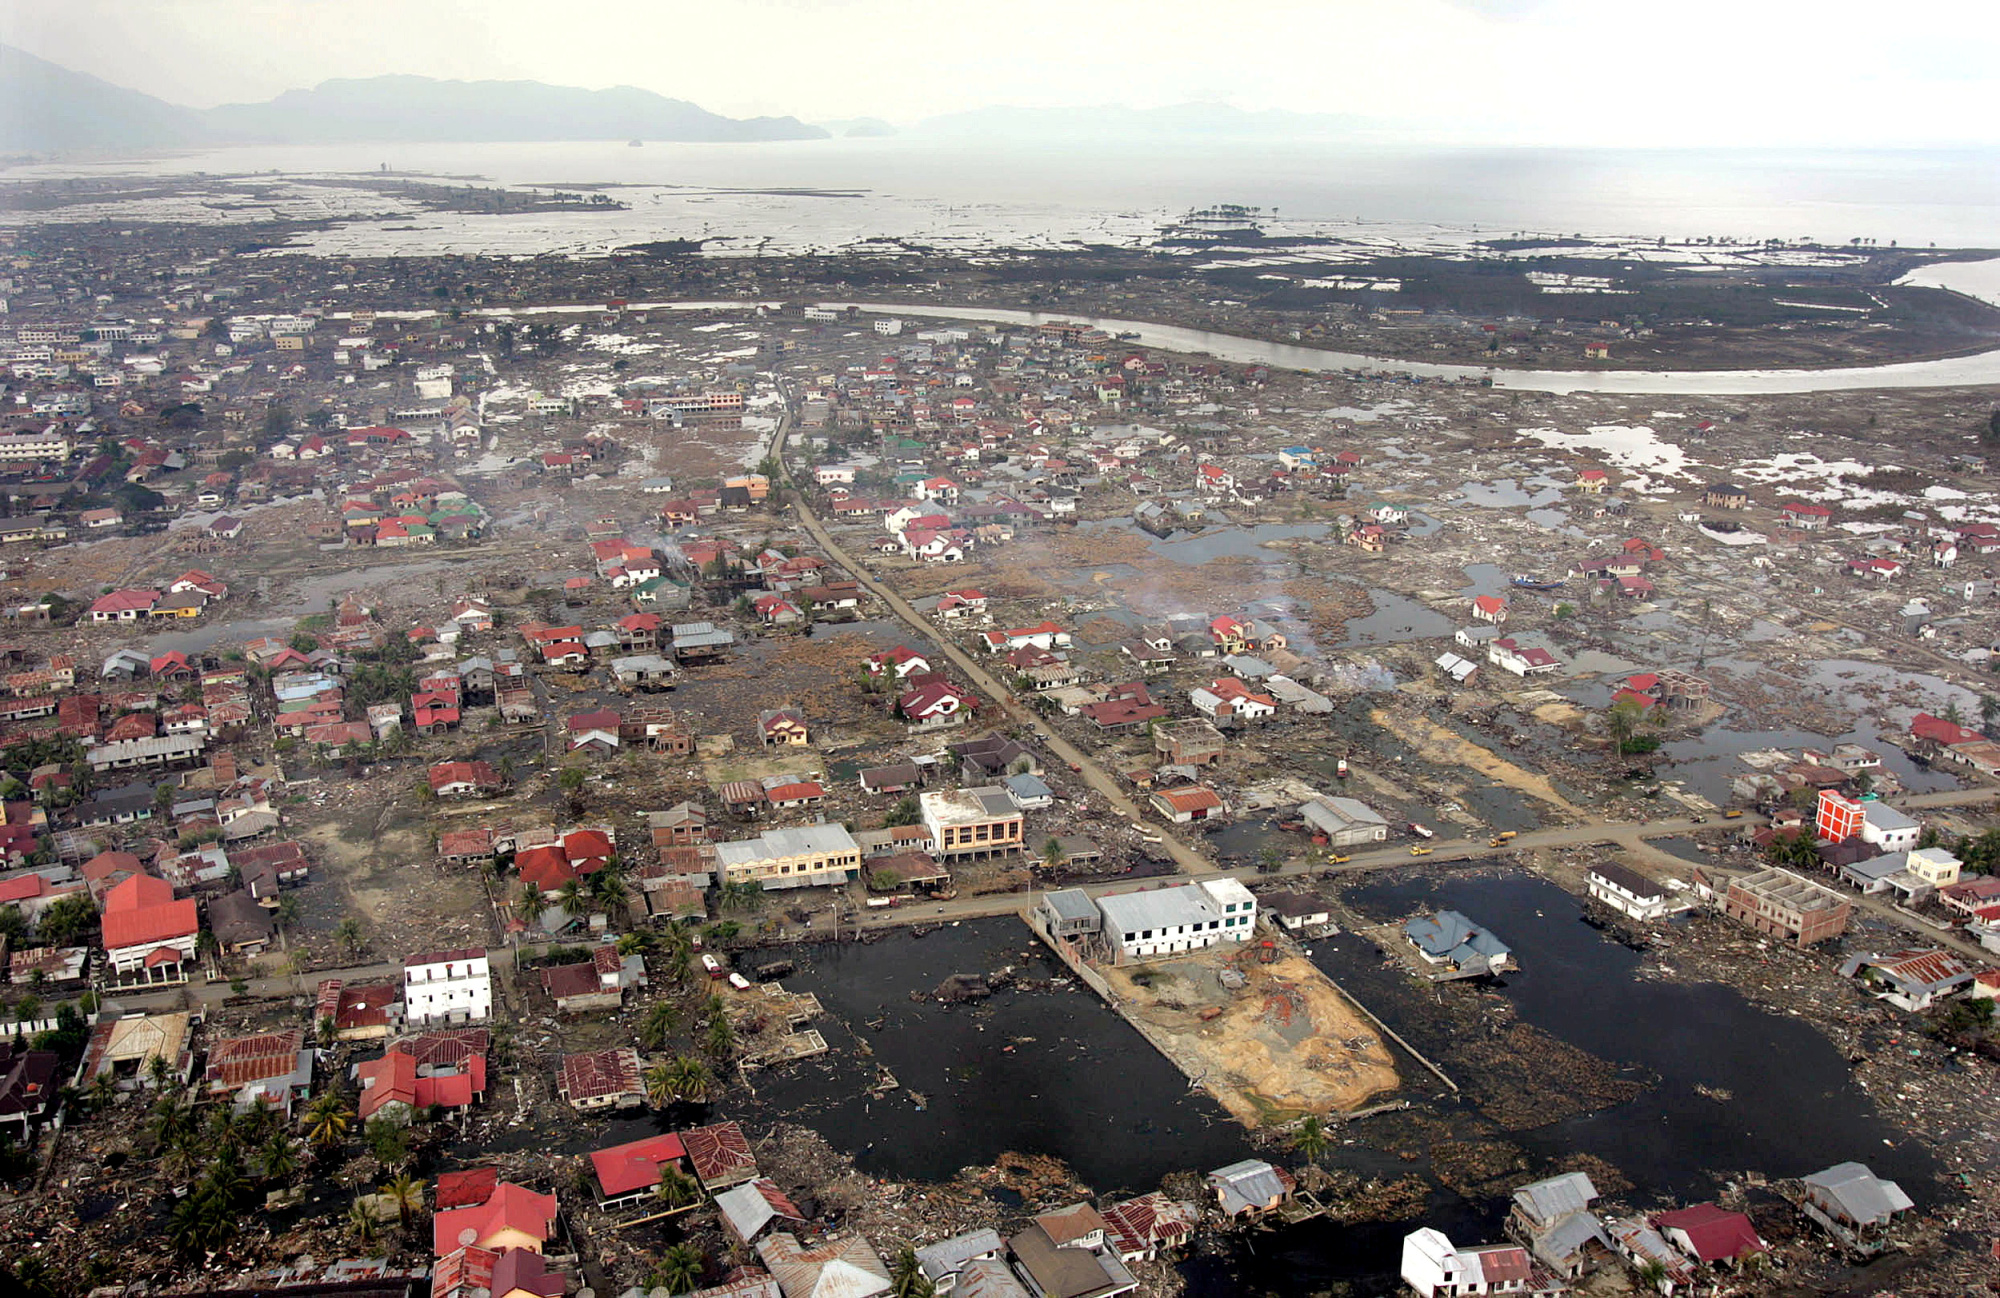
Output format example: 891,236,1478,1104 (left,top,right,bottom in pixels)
769,391,1217,879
